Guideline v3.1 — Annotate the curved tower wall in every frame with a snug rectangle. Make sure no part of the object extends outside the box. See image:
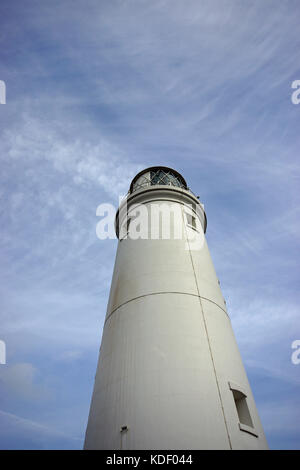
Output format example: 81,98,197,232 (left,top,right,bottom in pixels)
84,169,268,450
